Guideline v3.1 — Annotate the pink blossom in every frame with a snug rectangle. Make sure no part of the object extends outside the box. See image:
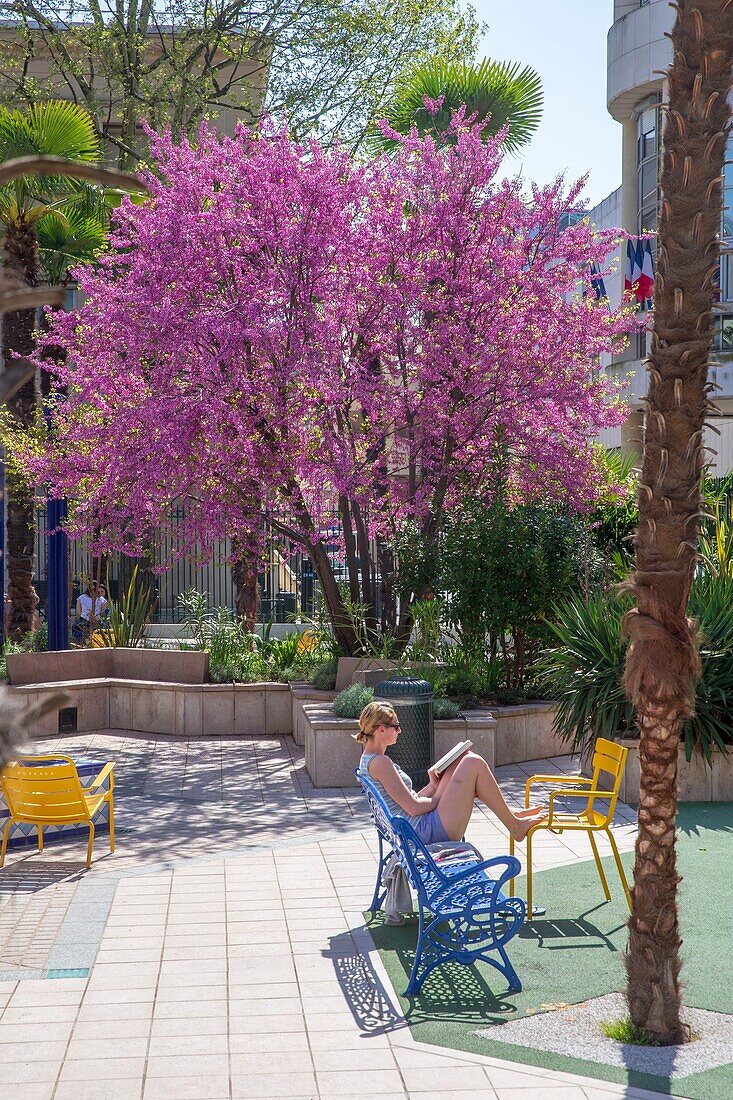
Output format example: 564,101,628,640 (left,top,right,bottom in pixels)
29,119,634,638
